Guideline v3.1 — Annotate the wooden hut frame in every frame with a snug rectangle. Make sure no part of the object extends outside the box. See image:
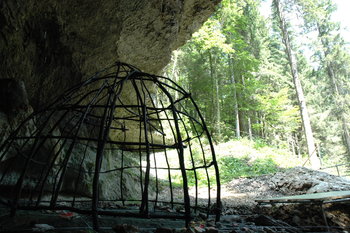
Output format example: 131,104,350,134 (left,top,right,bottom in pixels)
0,62,221,230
